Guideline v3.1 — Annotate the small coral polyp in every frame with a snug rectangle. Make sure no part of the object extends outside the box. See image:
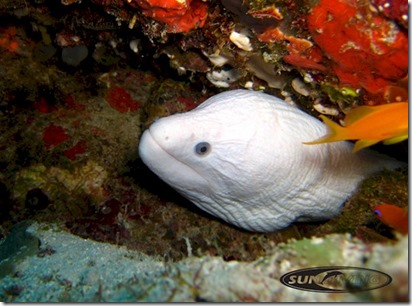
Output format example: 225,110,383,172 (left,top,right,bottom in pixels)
130,0,208,33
